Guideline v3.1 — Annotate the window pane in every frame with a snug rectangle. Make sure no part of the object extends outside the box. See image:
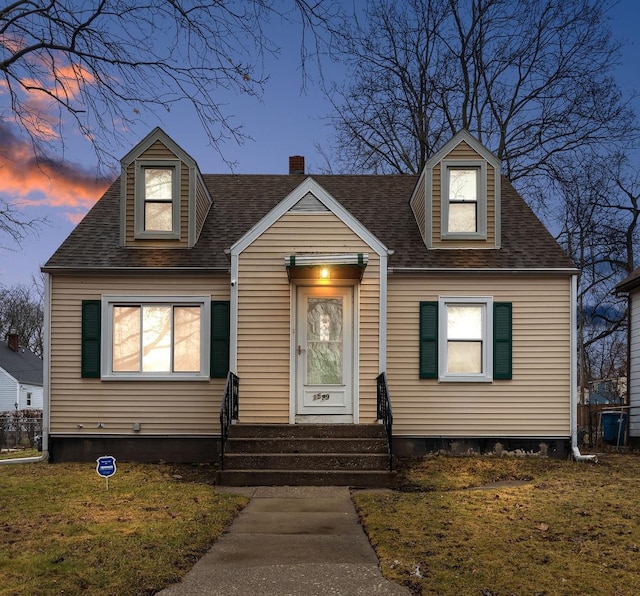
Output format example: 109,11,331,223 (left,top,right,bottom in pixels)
447,341,482,373
449,169,477,201
145,202,173,231
142,305,171,372
113,306,141,372
307,298,343,384
448,202,477,233
447,305,483,339
174,306,201,372
145,169,172,200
